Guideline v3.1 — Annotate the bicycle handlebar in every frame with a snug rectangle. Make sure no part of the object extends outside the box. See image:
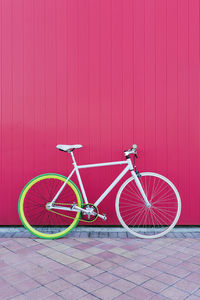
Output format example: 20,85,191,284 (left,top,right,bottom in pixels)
124,144,138,157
